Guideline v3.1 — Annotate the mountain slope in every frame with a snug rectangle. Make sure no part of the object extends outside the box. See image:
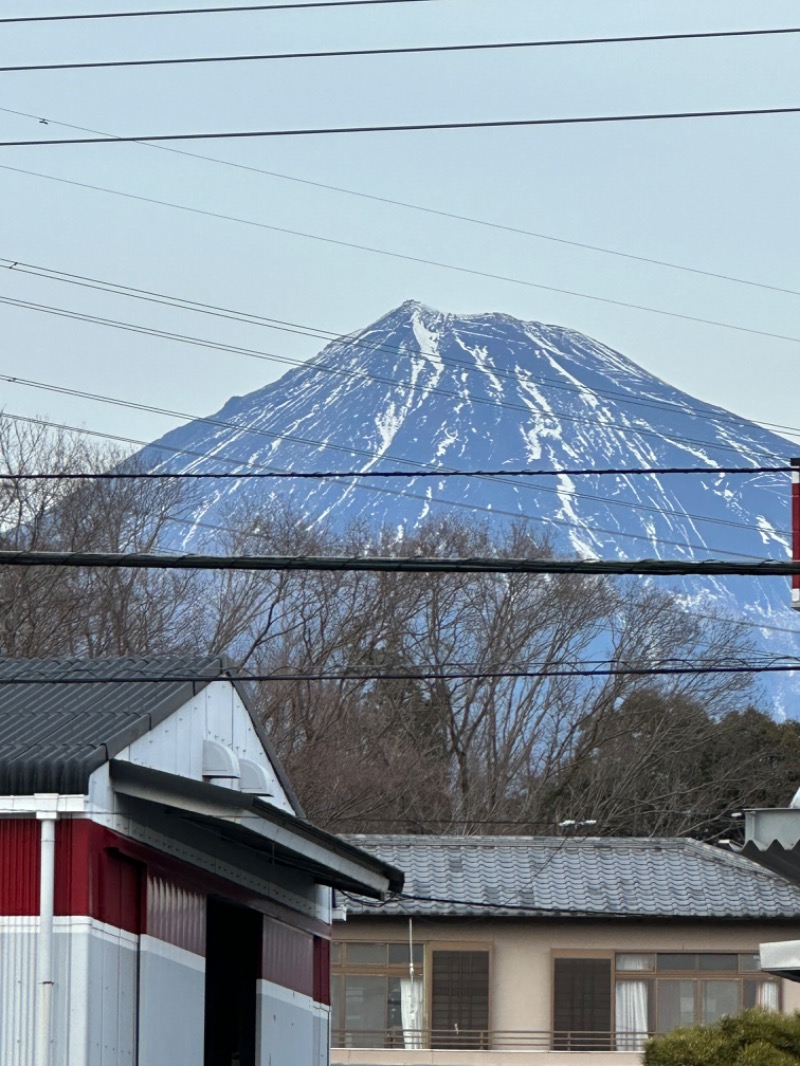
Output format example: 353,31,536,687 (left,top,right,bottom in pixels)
139,300,792,575
135,300,800,709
